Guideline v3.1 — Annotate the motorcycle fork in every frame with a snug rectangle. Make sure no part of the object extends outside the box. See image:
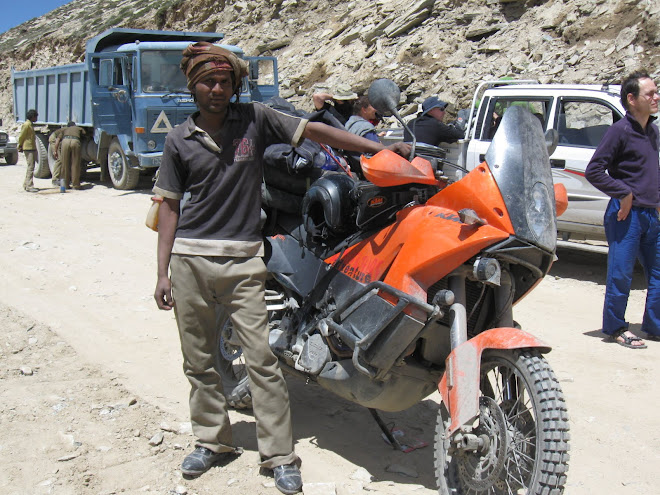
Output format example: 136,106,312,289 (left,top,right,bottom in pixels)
439,267,549,439
448,267,513,351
